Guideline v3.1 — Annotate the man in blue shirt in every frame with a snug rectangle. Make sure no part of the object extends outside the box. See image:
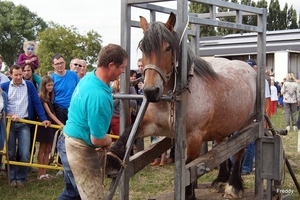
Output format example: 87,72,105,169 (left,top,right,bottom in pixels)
51,54,79,124
57,44,128,199
51,54,79,176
